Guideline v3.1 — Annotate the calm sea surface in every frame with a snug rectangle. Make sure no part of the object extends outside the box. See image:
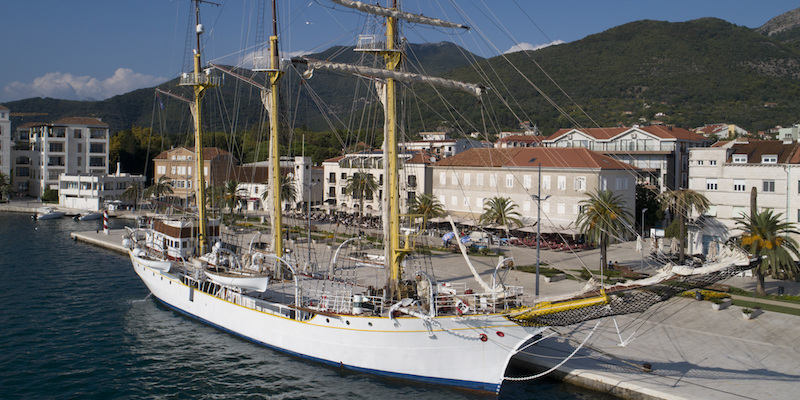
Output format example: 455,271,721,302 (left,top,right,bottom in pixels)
0,211,613,399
